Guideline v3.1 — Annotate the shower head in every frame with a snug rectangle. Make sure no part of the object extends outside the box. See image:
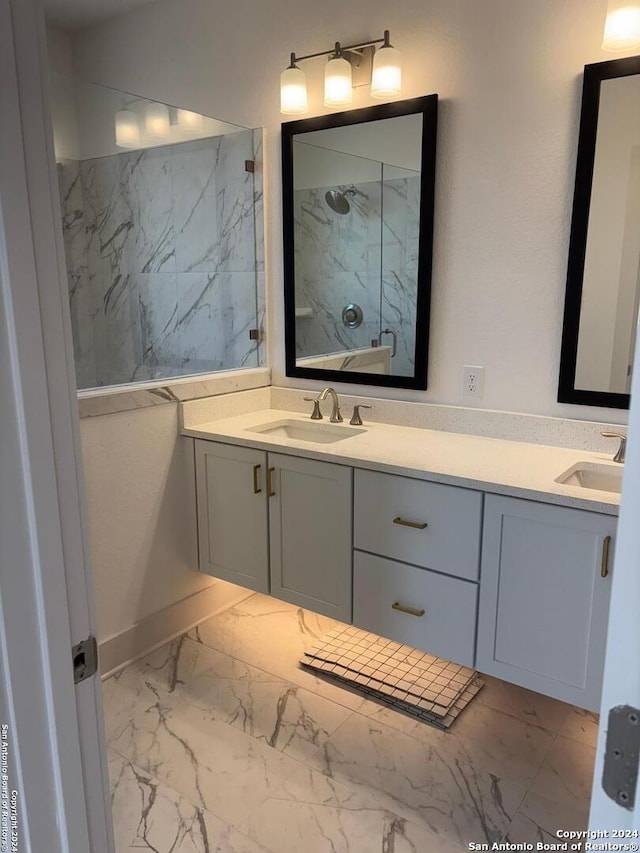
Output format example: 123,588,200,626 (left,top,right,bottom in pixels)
324,186,357,215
